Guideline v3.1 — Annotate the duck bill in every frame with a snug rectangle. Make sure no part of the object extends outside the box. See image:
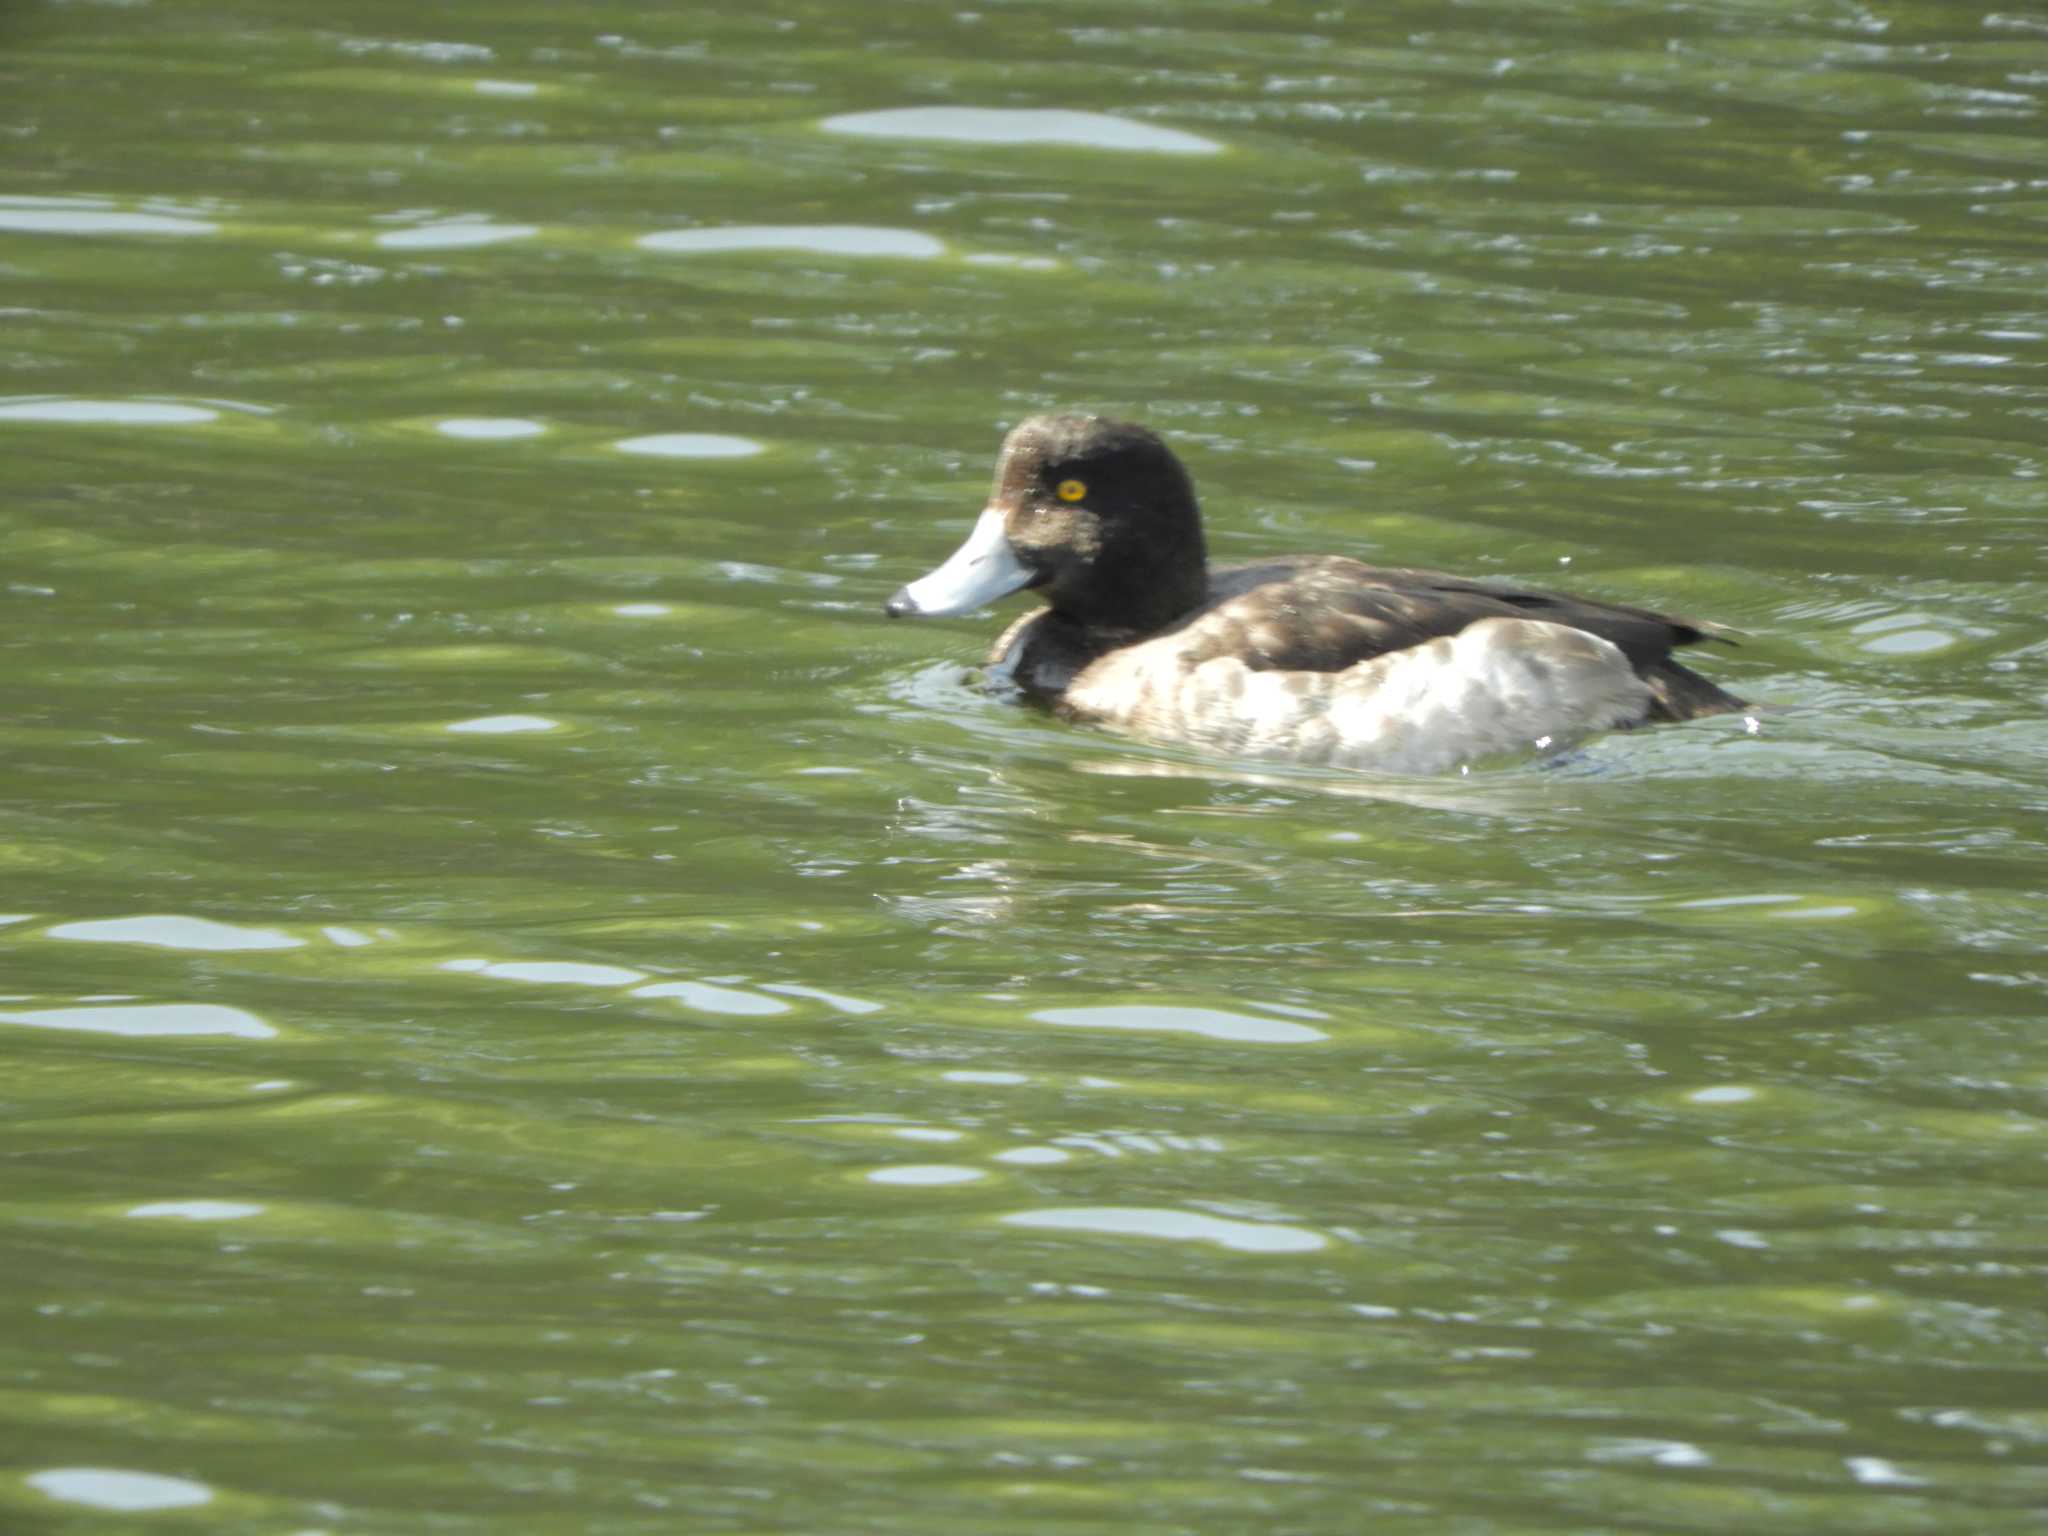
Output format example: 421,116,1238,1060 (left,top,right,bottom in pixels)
885,506,1035,618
